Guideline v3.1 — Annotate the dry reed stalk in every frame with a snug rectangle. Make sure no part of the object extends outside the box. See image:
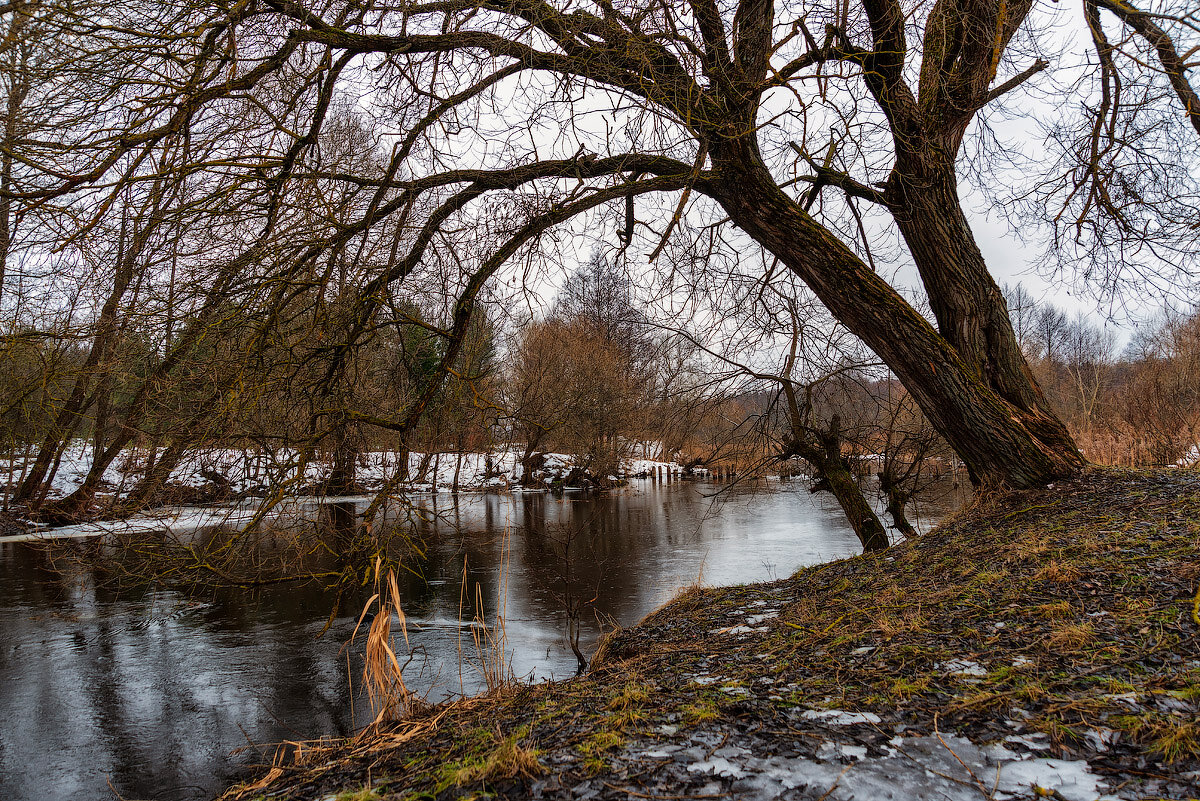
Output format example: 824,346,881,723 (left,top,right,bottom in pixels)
351,557,413,726
456,524,515,694
470,581,513,692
